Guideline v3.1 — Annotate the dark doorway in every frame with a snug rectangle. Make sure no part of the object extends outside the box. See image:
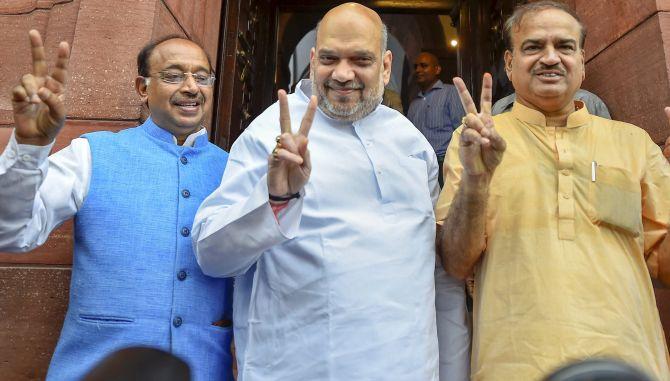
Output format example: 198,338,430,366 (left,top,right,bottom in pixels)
212,0,516,151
